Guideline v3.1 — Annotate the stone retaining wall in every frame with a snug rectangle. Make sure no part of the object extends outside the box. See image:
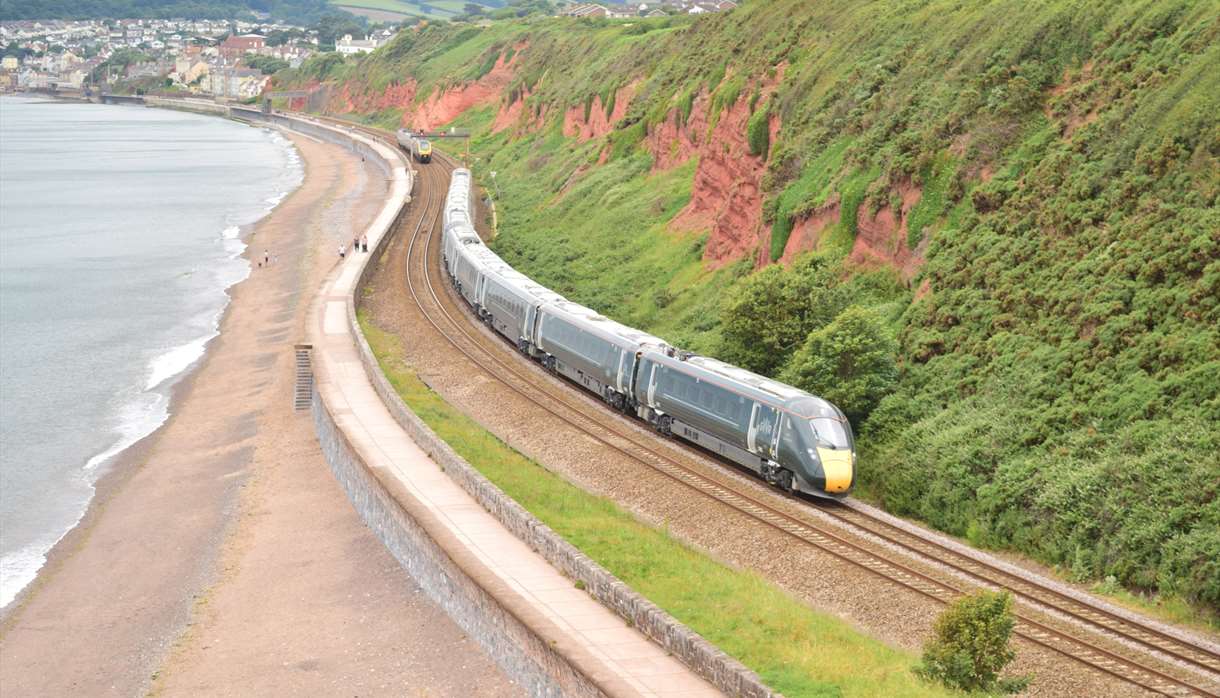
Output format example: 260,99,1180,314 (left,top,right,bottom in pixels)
312,389,600,698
